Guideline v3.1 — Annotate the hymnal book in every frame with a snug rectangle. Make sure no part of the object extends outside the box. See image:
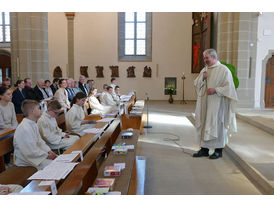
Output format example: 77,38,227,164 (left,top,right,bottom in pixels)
86,187,109,195
114,147,128,155
94,178,115,190
104,166,121,176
